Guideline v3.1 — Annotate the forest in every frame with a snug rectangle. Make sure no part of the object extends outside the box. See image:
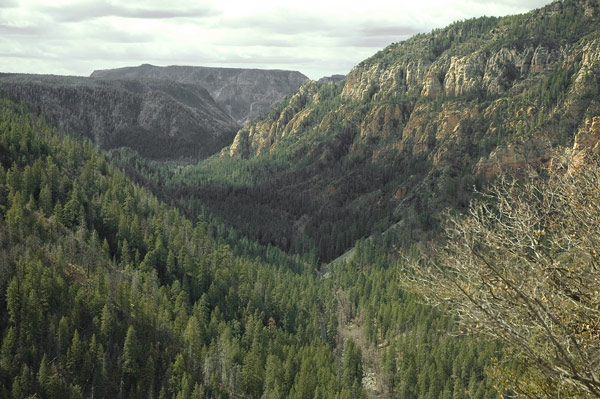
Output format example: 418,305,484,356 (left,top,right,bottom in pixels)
0,99,499,398
2,1,600,398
